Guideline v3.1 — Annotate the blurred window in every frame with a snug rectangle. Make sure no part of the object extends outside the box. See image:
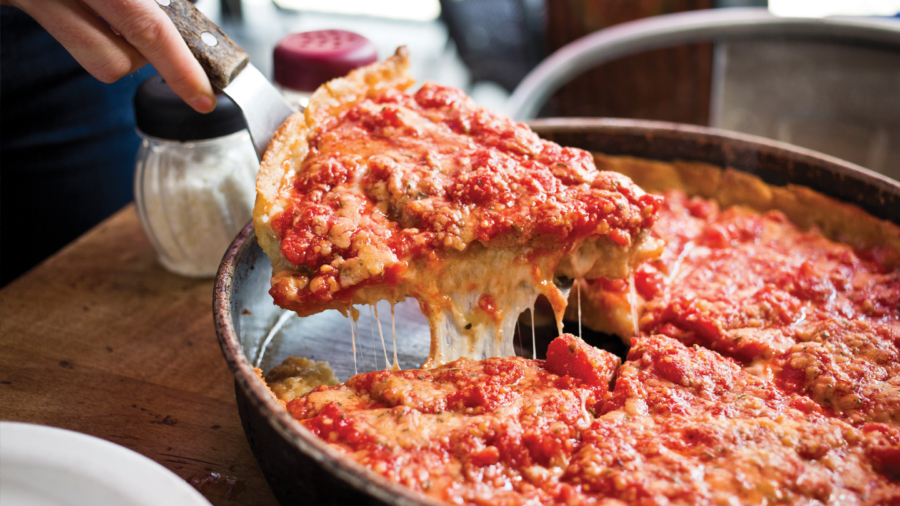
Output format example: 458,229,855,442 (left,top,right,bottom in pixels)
272,0,441,22
769,0,900,17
